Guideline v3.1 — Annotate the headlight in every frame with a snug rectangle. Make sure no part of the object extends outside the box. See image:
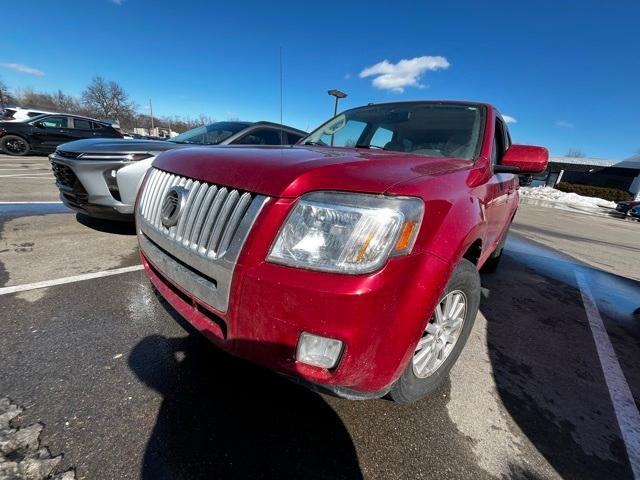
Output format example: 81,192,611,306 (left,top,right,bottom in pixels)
268,191,424,274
